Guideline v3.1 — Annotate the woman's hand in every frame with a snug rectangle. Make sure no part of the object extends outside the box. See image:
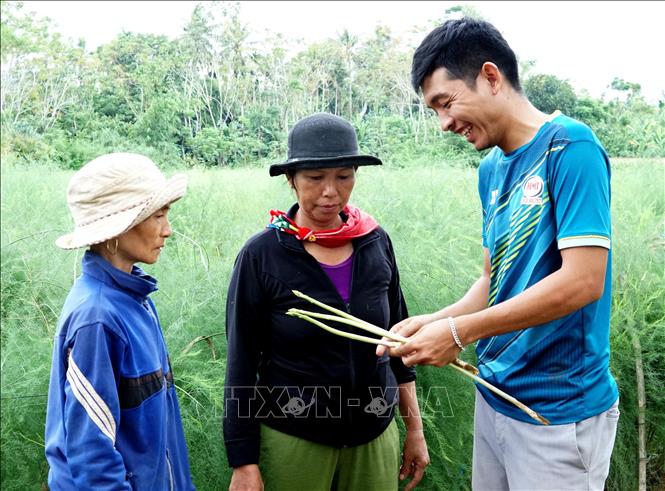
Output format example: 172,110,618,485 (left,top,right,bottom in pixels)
229,464,264,491
399,428,430,491
376,313,438,357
